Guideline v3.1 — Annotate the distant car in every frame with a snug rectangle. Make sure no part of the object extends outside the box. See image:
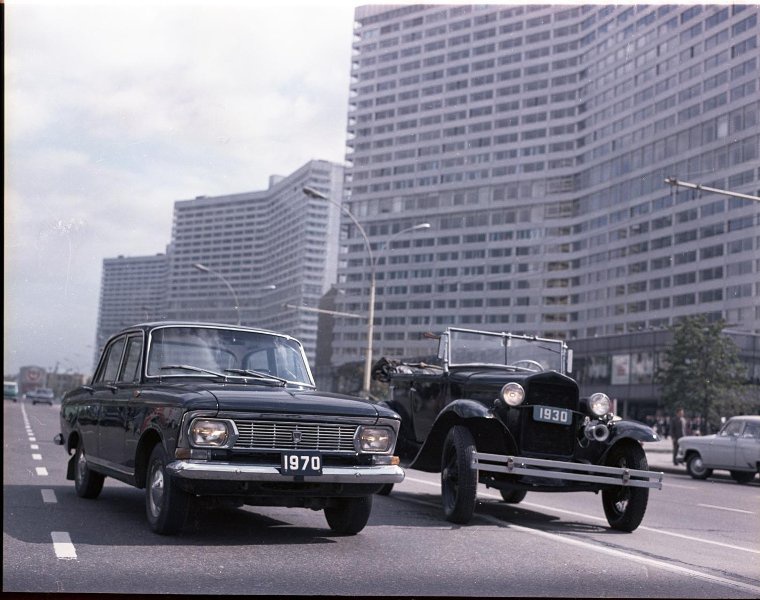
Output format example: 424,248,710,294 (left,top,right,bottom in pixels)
4,381,19,402
676,416,760,483
55,322,404,536
28,387,55,405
